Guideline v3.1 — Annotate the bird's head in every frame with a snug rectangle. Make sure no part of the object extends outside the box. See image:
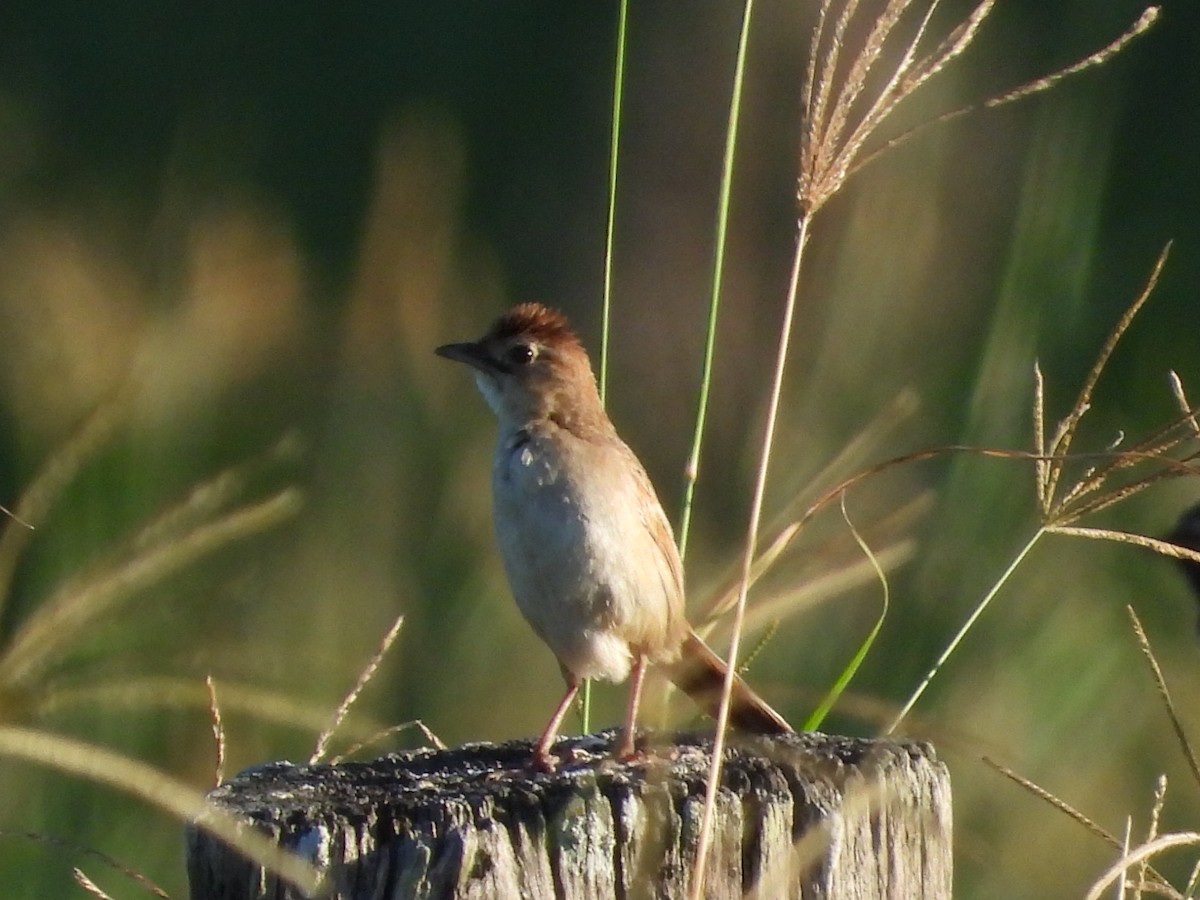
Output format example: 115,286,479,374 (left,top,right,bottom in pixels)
436,303,604,429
